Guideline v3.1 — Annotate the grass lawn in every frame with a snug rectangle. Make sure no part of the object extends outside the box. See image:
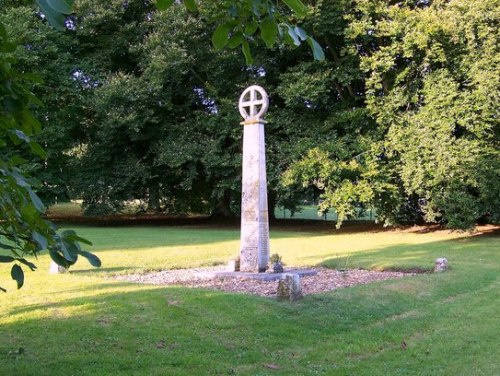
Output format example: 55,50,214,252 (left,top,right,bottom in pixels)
1,223,499,375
